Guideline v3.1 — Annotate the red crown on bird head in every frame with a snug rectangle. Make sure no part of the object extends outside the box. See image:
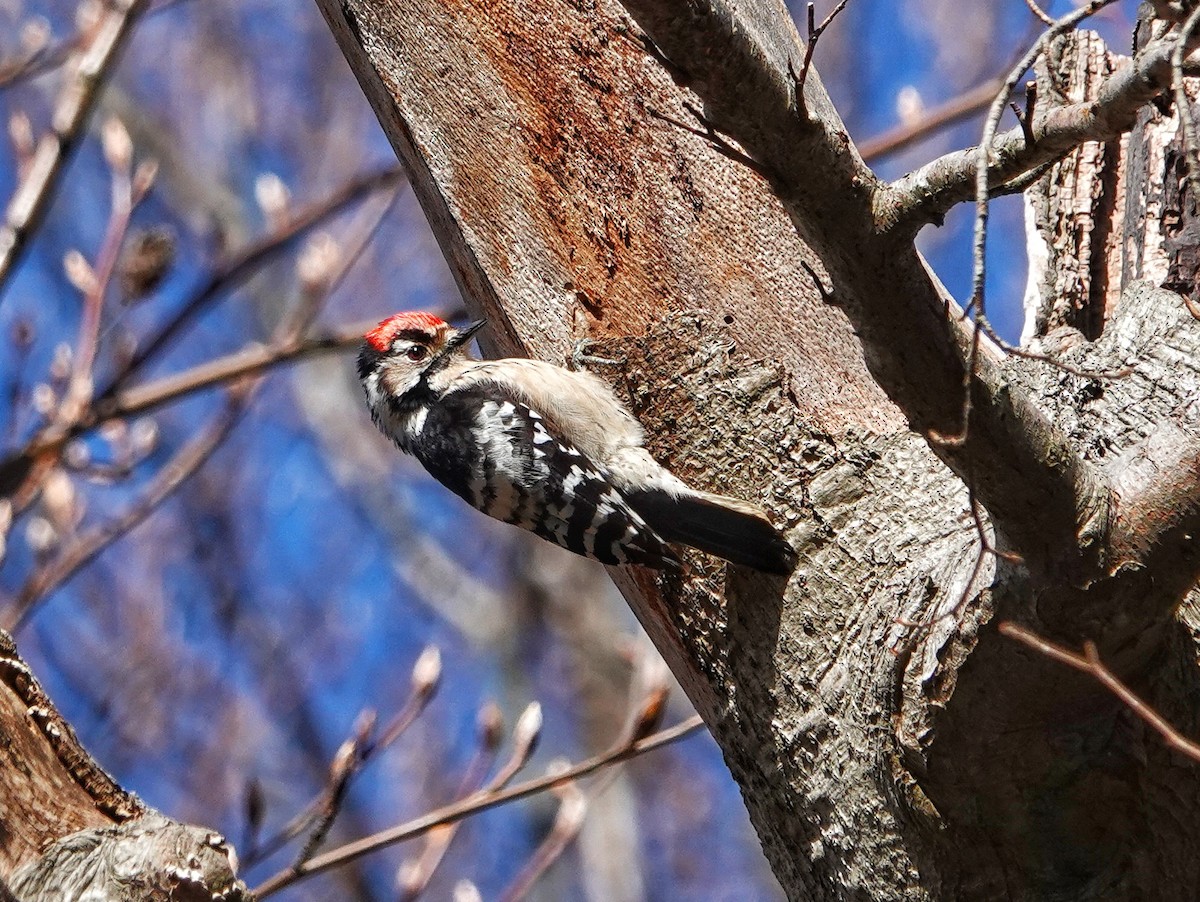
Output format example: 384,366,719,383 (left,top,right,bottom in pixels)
364,311,449,352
